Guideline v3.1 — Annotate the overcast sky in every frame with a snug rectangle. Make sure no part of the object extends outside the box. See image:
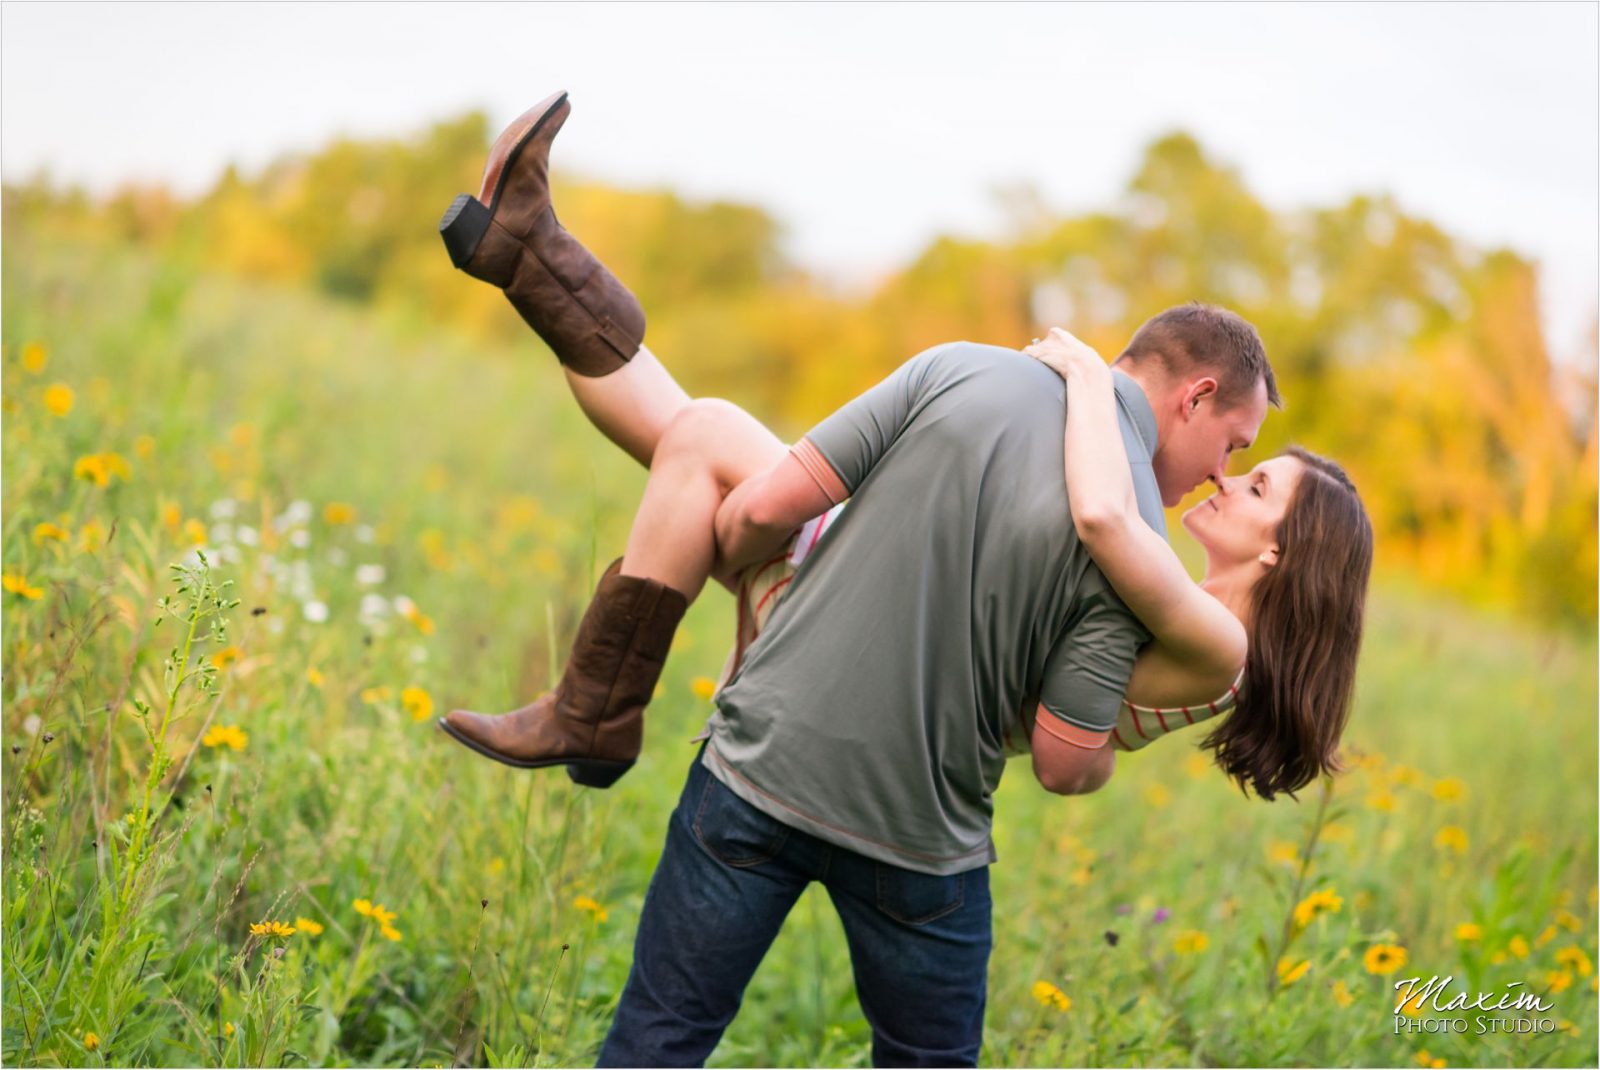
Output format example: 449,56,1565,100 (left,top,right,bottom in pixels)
4,2,1595,362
